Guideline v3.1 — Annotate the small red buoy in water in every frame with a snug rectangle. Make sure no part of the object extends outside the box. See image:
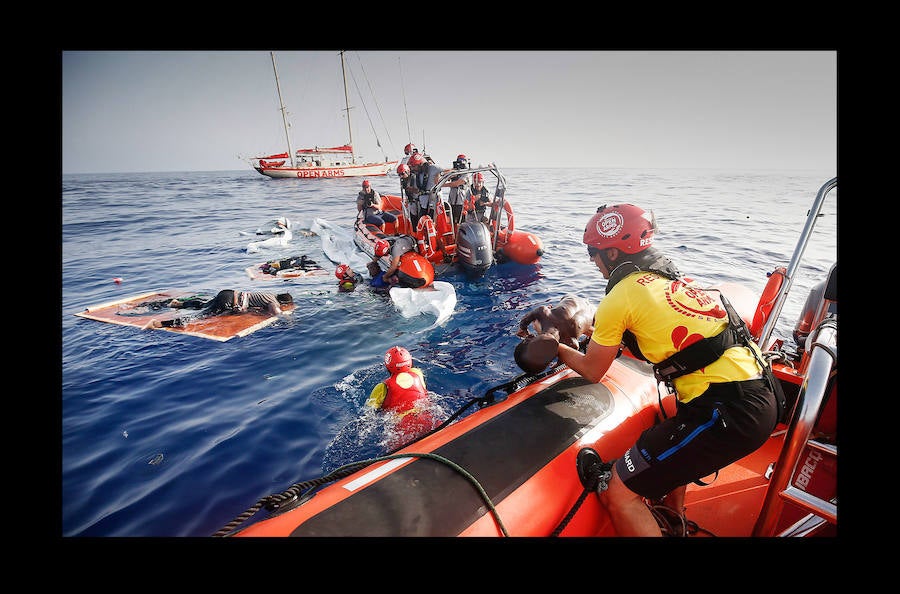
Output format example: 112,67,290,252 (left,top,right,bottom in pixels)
113,277,123,285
